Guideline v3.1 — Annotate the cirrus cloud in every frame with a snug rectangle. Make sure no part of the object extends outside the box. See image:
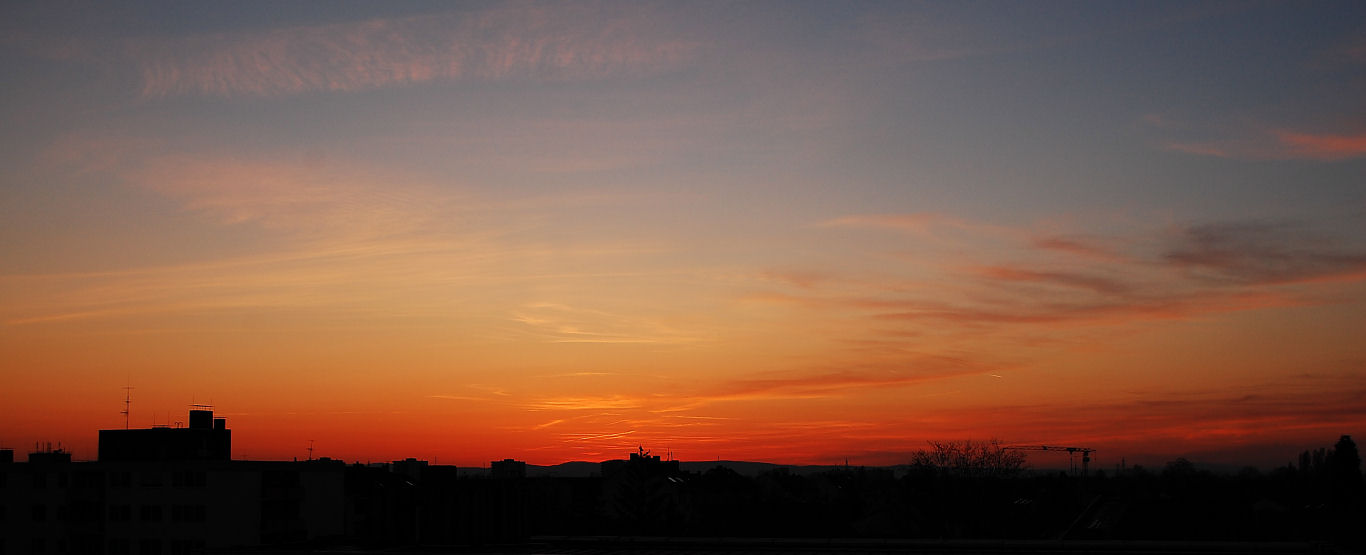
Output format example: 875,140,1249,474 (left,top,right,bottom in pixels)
13,4,702,100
